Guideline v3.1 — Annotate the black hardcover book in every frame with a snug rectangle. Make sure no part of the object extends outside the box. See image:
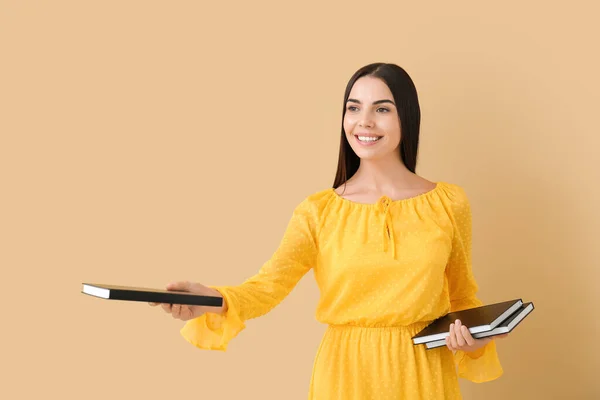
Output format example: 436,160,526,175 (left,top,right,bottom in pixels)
412,299,523,344
425,302,535,349
81,283,223,307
